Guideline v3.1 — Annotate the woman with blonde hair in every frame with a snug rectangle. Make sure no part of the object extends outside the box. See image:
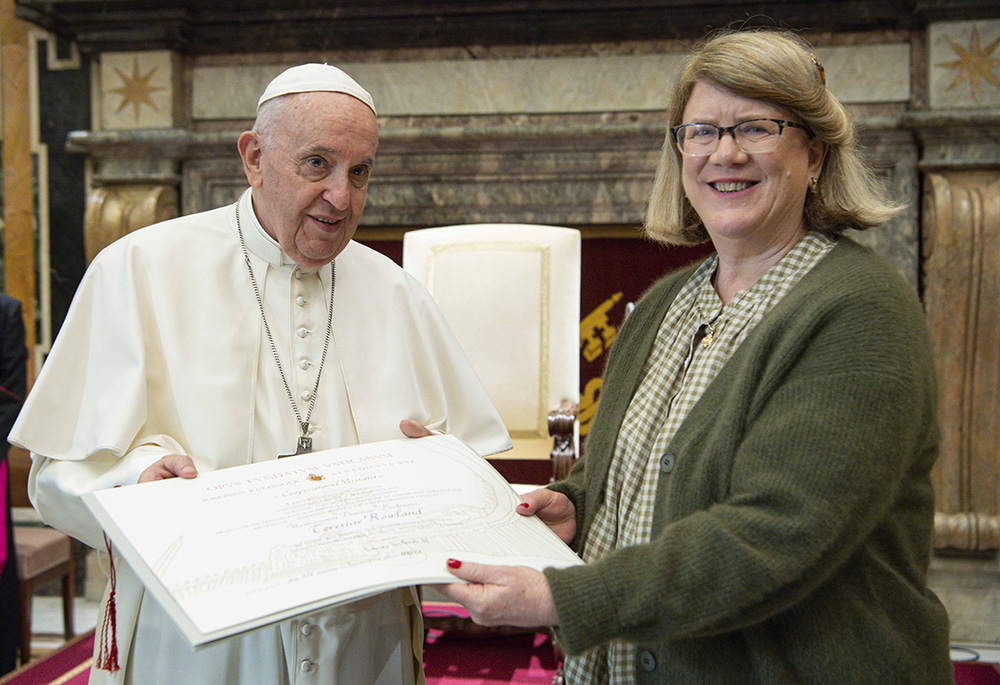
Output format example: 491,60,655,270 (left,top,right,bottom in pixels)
435,28,952,684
